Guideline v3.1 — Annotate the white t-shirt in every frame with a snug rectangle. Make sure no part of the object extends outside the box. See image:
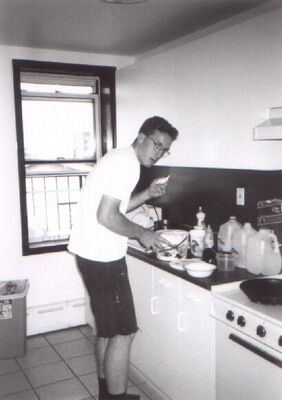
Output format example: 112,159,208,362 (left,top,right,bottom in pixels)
68,146,140,261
